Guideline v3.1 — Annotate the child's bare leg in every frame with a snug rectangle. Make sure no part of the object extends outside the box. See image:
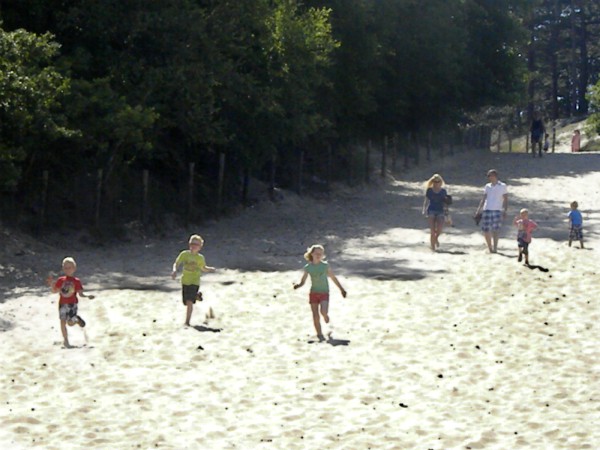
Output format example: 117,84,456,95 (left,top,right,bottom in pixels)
435,220,444,247
310,303,322,337
320,301,330,324
60,320,70,347
492,232,499,253
580,240,584,249
568,239,572,247
484,232,493,252
185,300,194,326
428,218,436,250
